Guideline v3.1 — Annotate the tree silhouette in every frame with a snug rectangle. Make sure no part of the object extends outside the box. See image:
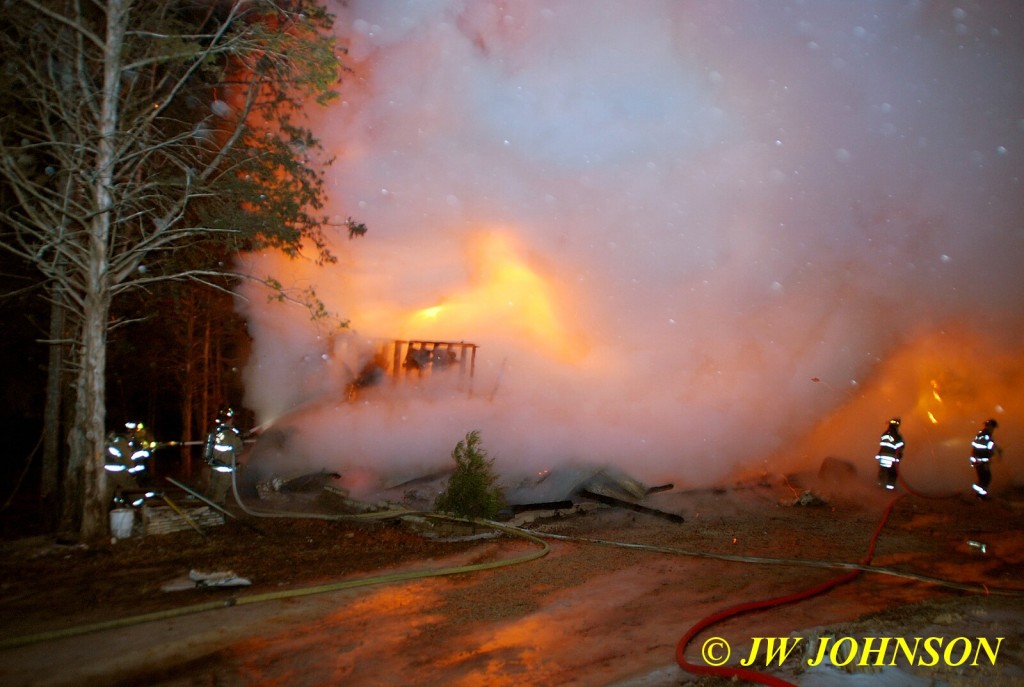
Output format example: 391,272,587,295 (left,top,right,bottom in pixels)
0,0,358,539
